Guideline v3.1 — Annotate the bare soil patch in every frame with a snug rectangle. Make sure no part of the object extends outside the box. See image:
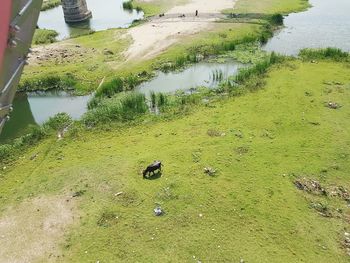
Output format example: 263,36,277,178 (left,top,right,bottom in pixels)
0,194,76,263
